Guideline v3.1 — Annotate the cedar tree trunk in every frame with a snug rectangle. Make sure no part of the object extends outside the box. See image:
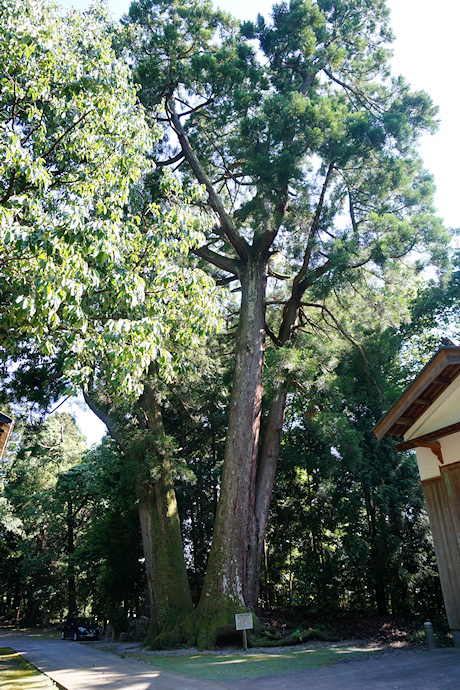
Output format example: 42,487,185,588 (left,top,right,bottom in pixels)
244,384,287,610
193,259,267,649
